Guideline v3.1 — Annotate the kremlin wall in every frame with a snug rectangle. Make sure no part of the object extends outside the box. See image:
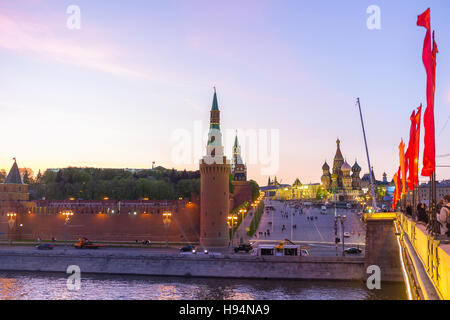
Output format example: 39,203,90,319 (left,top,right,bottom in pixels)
0,91,253,245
